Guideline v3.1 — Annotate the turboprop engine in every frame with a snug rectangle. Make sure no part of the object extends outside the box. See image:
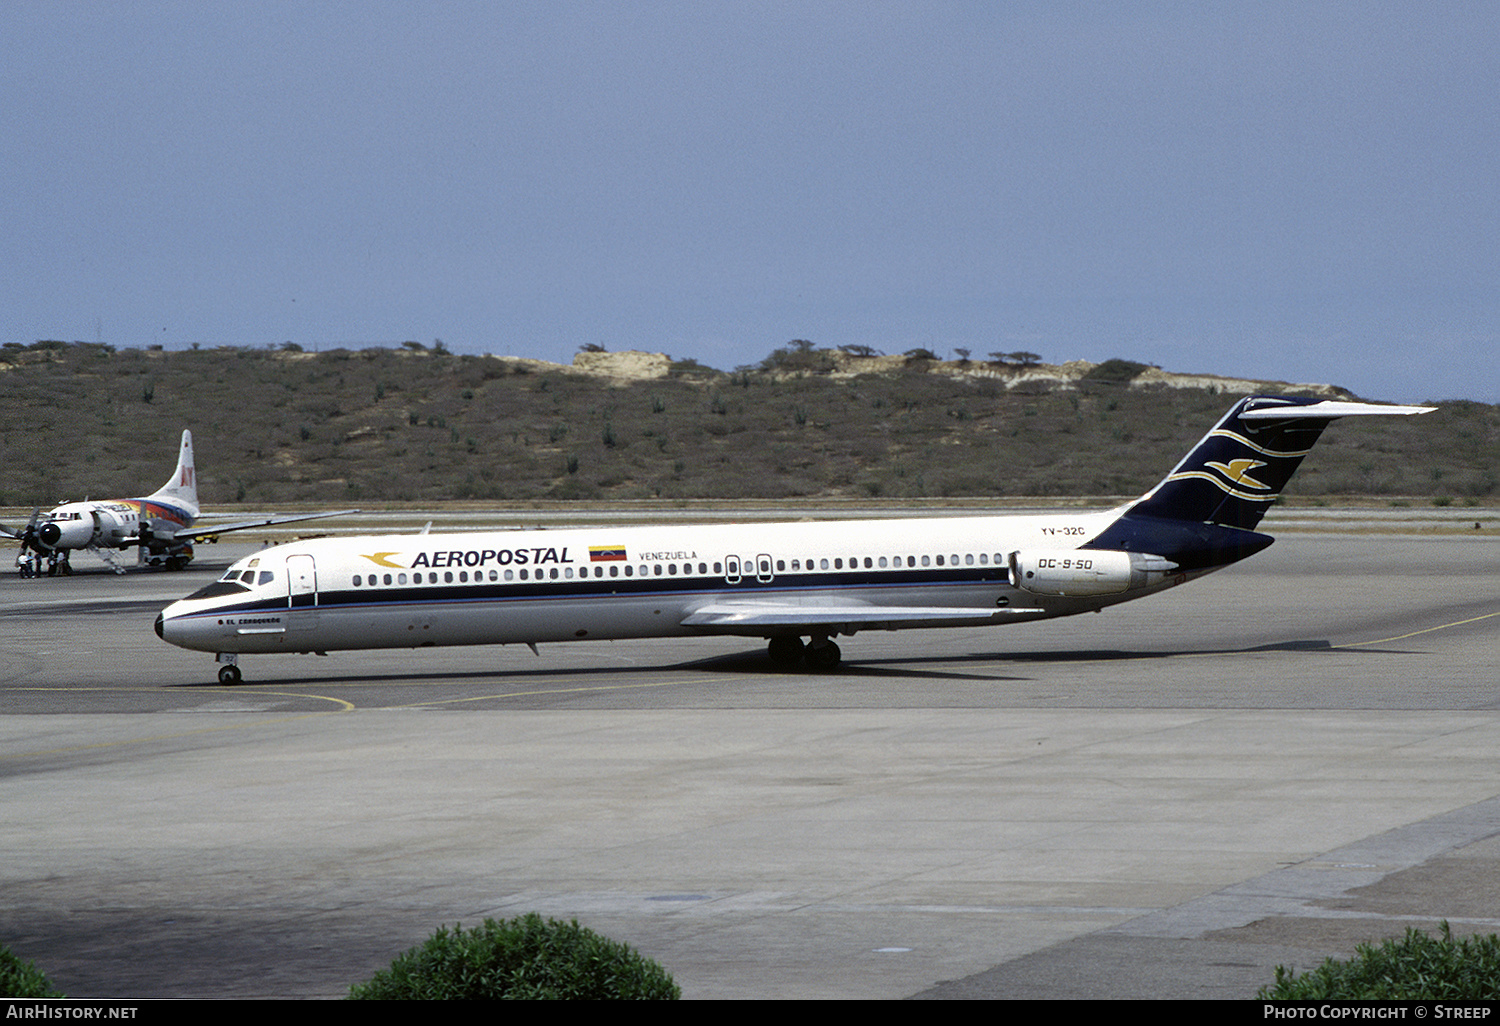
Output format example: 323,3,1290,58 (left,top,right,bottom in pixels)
1008,549,1177,597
